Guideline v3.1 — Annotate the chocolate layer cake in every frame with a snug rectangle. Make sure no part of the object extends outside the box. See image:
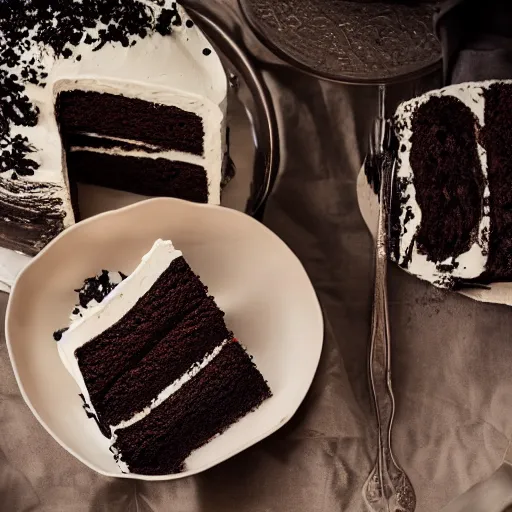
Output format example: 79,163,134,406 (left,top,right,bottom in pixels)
58,240,271,475
389,80,512,288
0,1,227,255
